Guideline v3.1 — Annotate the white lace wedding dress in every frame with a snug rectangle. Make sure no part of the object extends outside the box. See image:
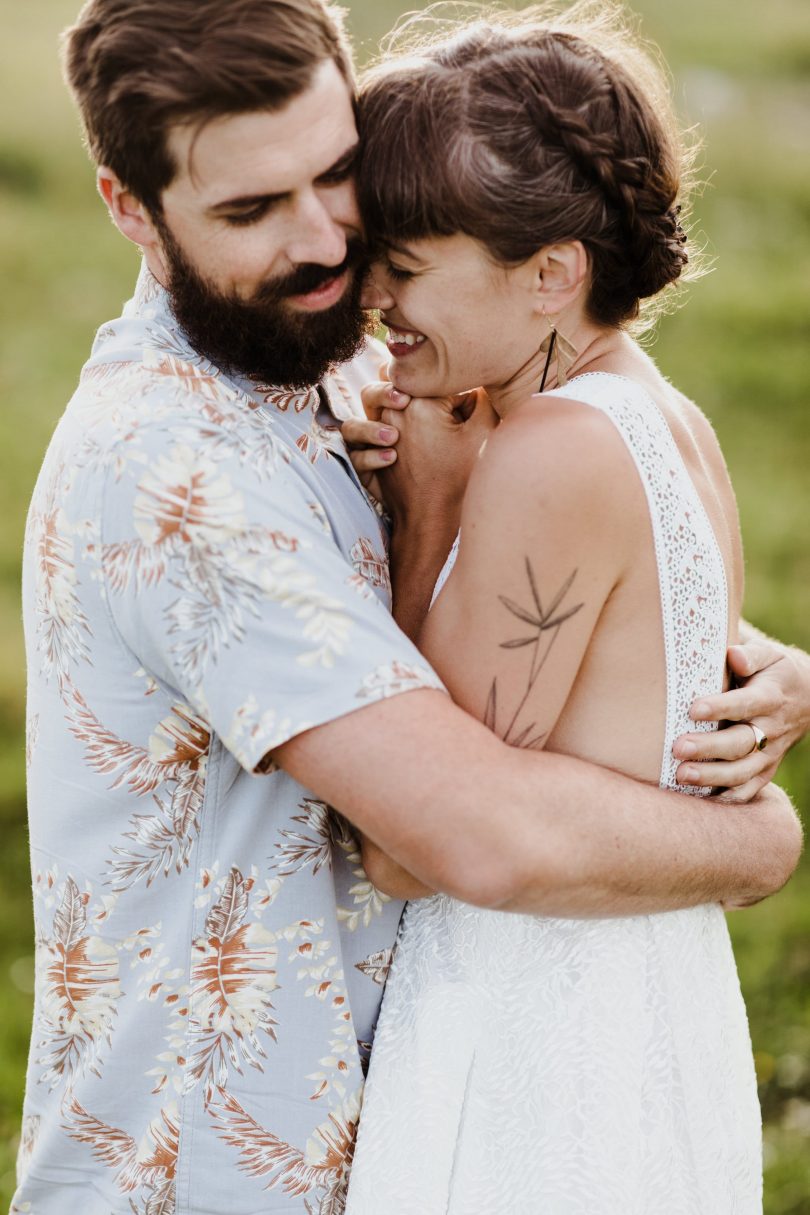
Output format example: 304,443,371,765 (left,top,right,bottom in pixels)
345,373,761,1214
